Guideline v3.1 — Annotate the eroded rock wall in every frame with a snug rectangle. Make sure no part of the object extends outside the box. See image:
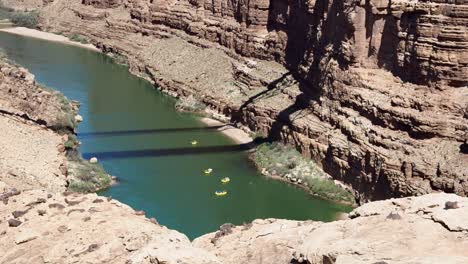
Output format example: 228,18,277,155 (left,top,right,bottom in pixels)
127,0,467,87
